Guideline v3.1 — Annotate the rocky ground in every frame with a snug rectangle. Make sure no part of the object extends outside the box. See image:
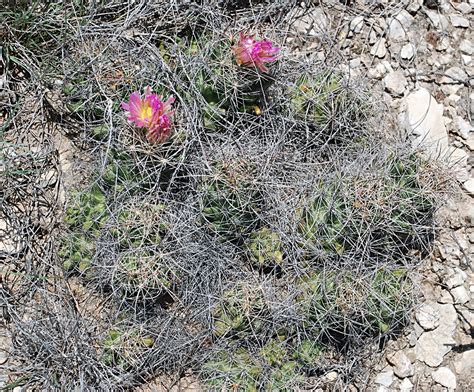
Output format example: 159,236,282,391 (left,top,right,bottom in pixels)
294,0,473,390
